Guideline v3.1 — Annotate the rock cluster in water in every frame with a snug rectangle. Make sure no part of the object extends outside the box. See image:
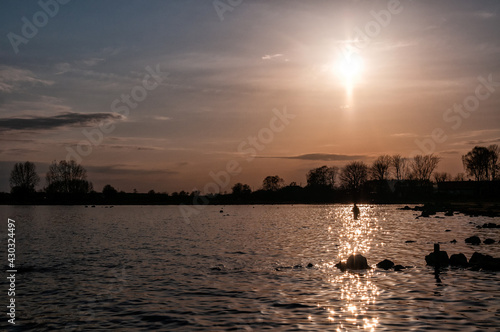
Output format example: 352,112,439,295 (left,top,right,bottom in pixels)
425,245,500,271
335,254,370,271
